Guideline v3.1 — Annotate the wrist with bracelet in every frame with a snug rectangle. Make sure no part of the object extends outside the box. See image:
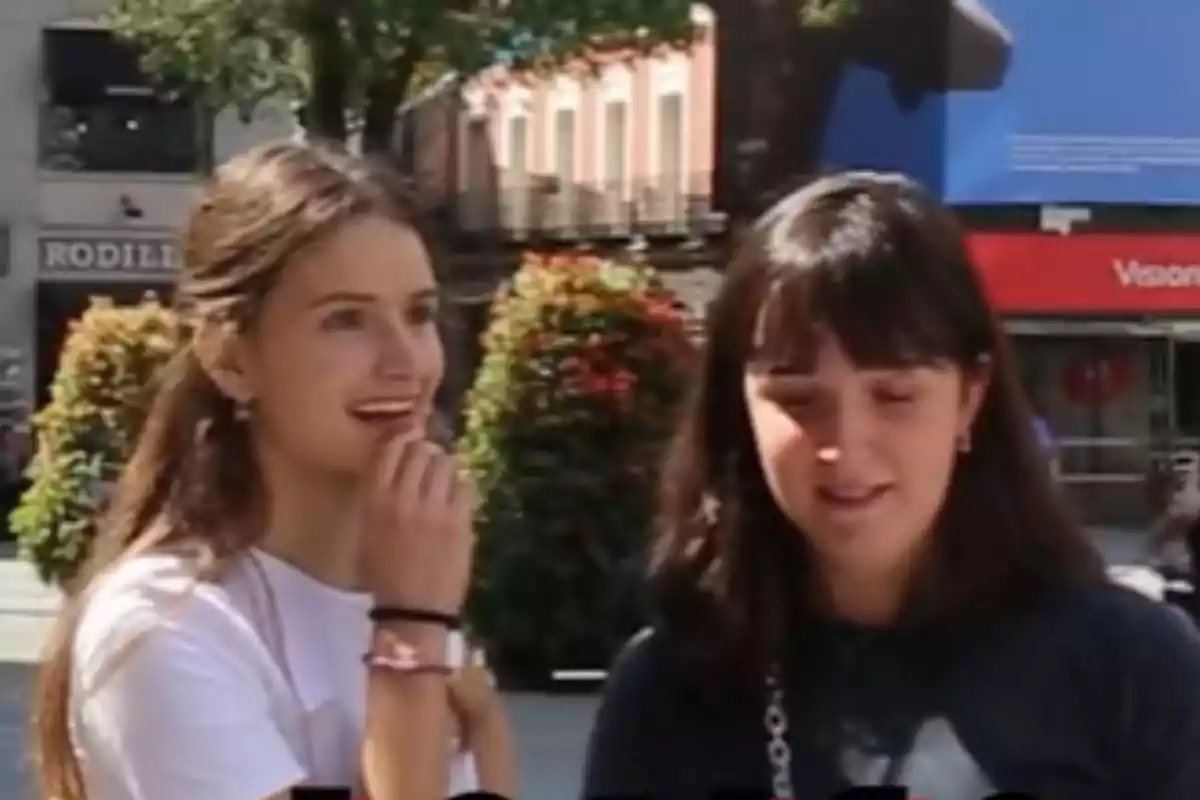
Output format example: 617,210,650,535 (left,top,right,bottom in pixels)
369,604,461,629
363,604,462,677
